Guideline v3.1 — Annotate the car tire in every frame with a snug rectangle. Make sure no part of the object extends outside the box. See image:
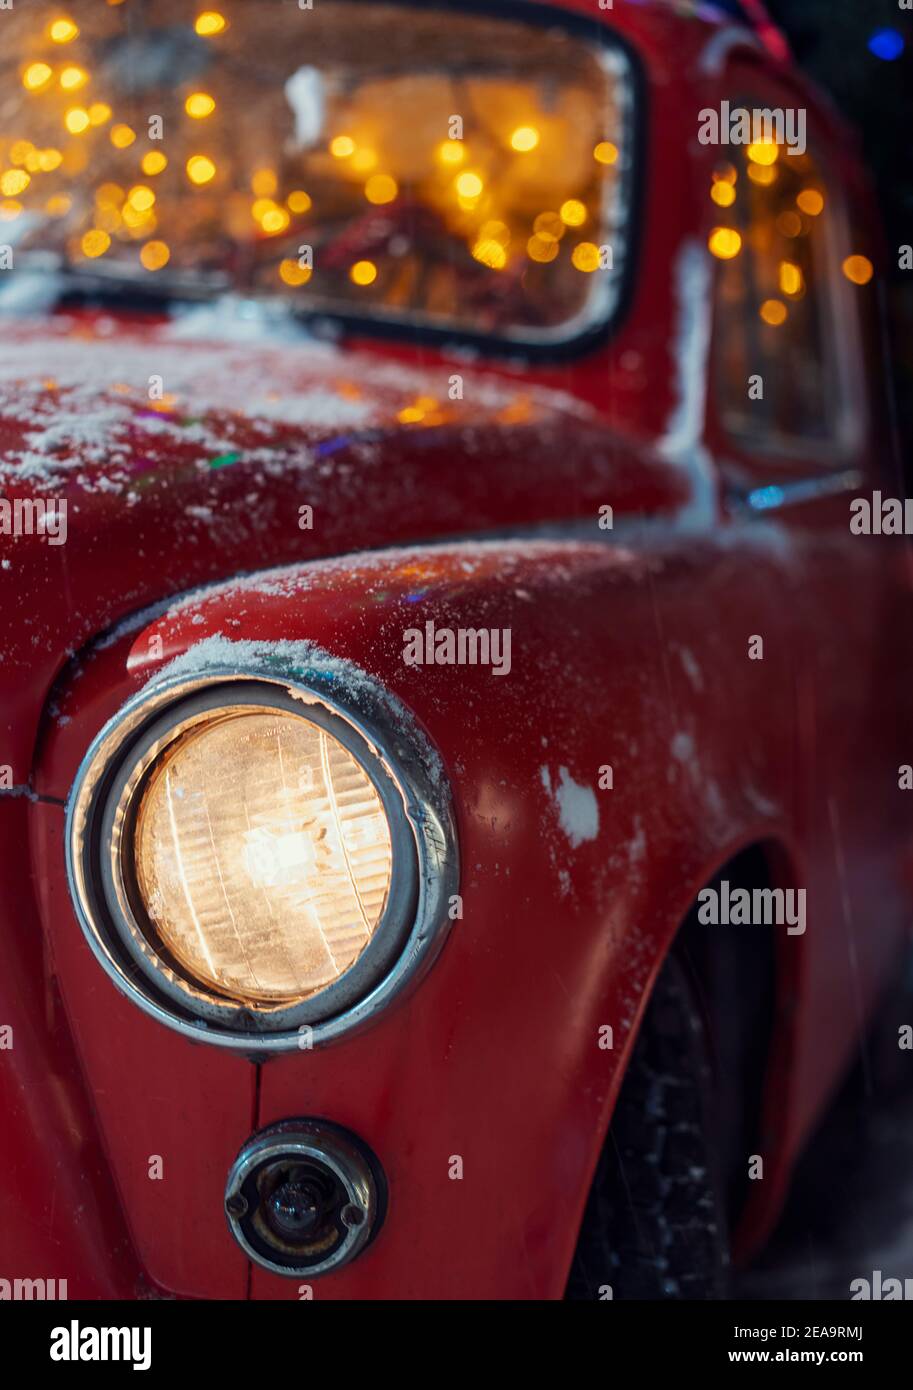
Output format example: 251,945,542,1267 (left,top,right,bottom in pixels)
565,951,729,1299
